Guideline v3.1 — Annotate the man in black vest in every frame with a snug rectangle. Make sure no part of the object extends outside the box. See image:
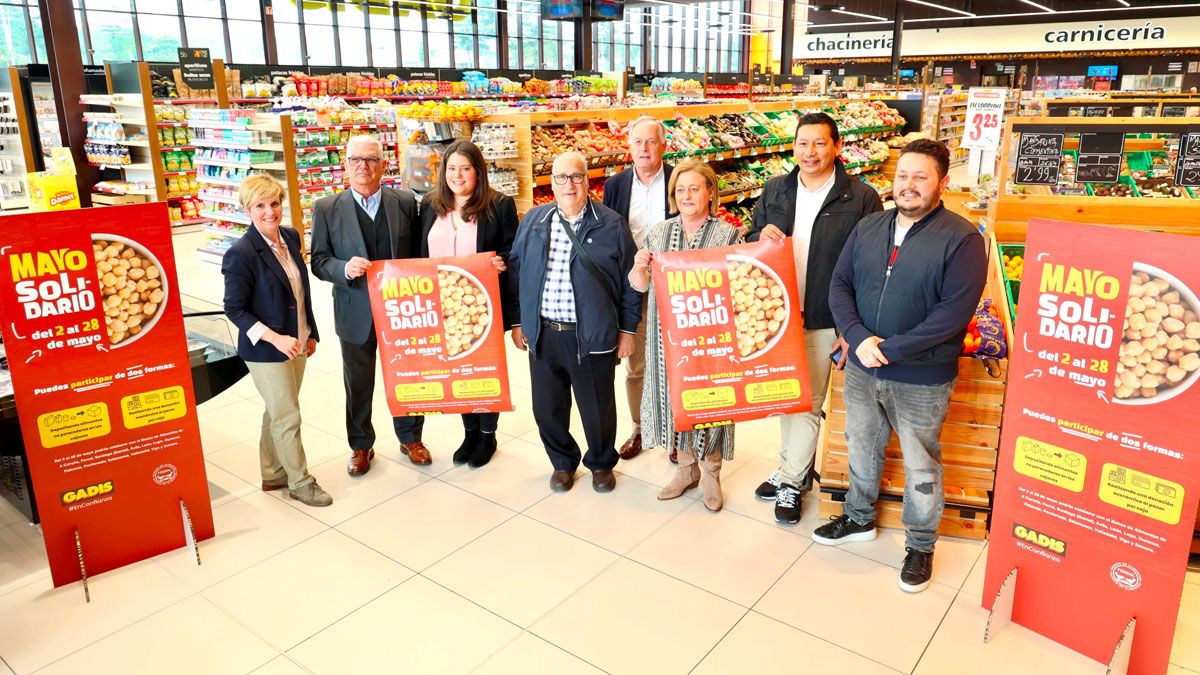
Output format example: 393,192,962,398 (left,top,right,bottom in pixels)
310,134,421,476
602,116,674,462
